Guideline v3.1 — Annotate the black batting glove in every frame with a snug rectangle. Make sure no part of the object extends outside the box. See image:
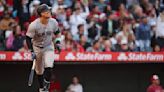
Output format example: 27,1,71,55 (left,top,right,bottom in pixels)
55,40,61,53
